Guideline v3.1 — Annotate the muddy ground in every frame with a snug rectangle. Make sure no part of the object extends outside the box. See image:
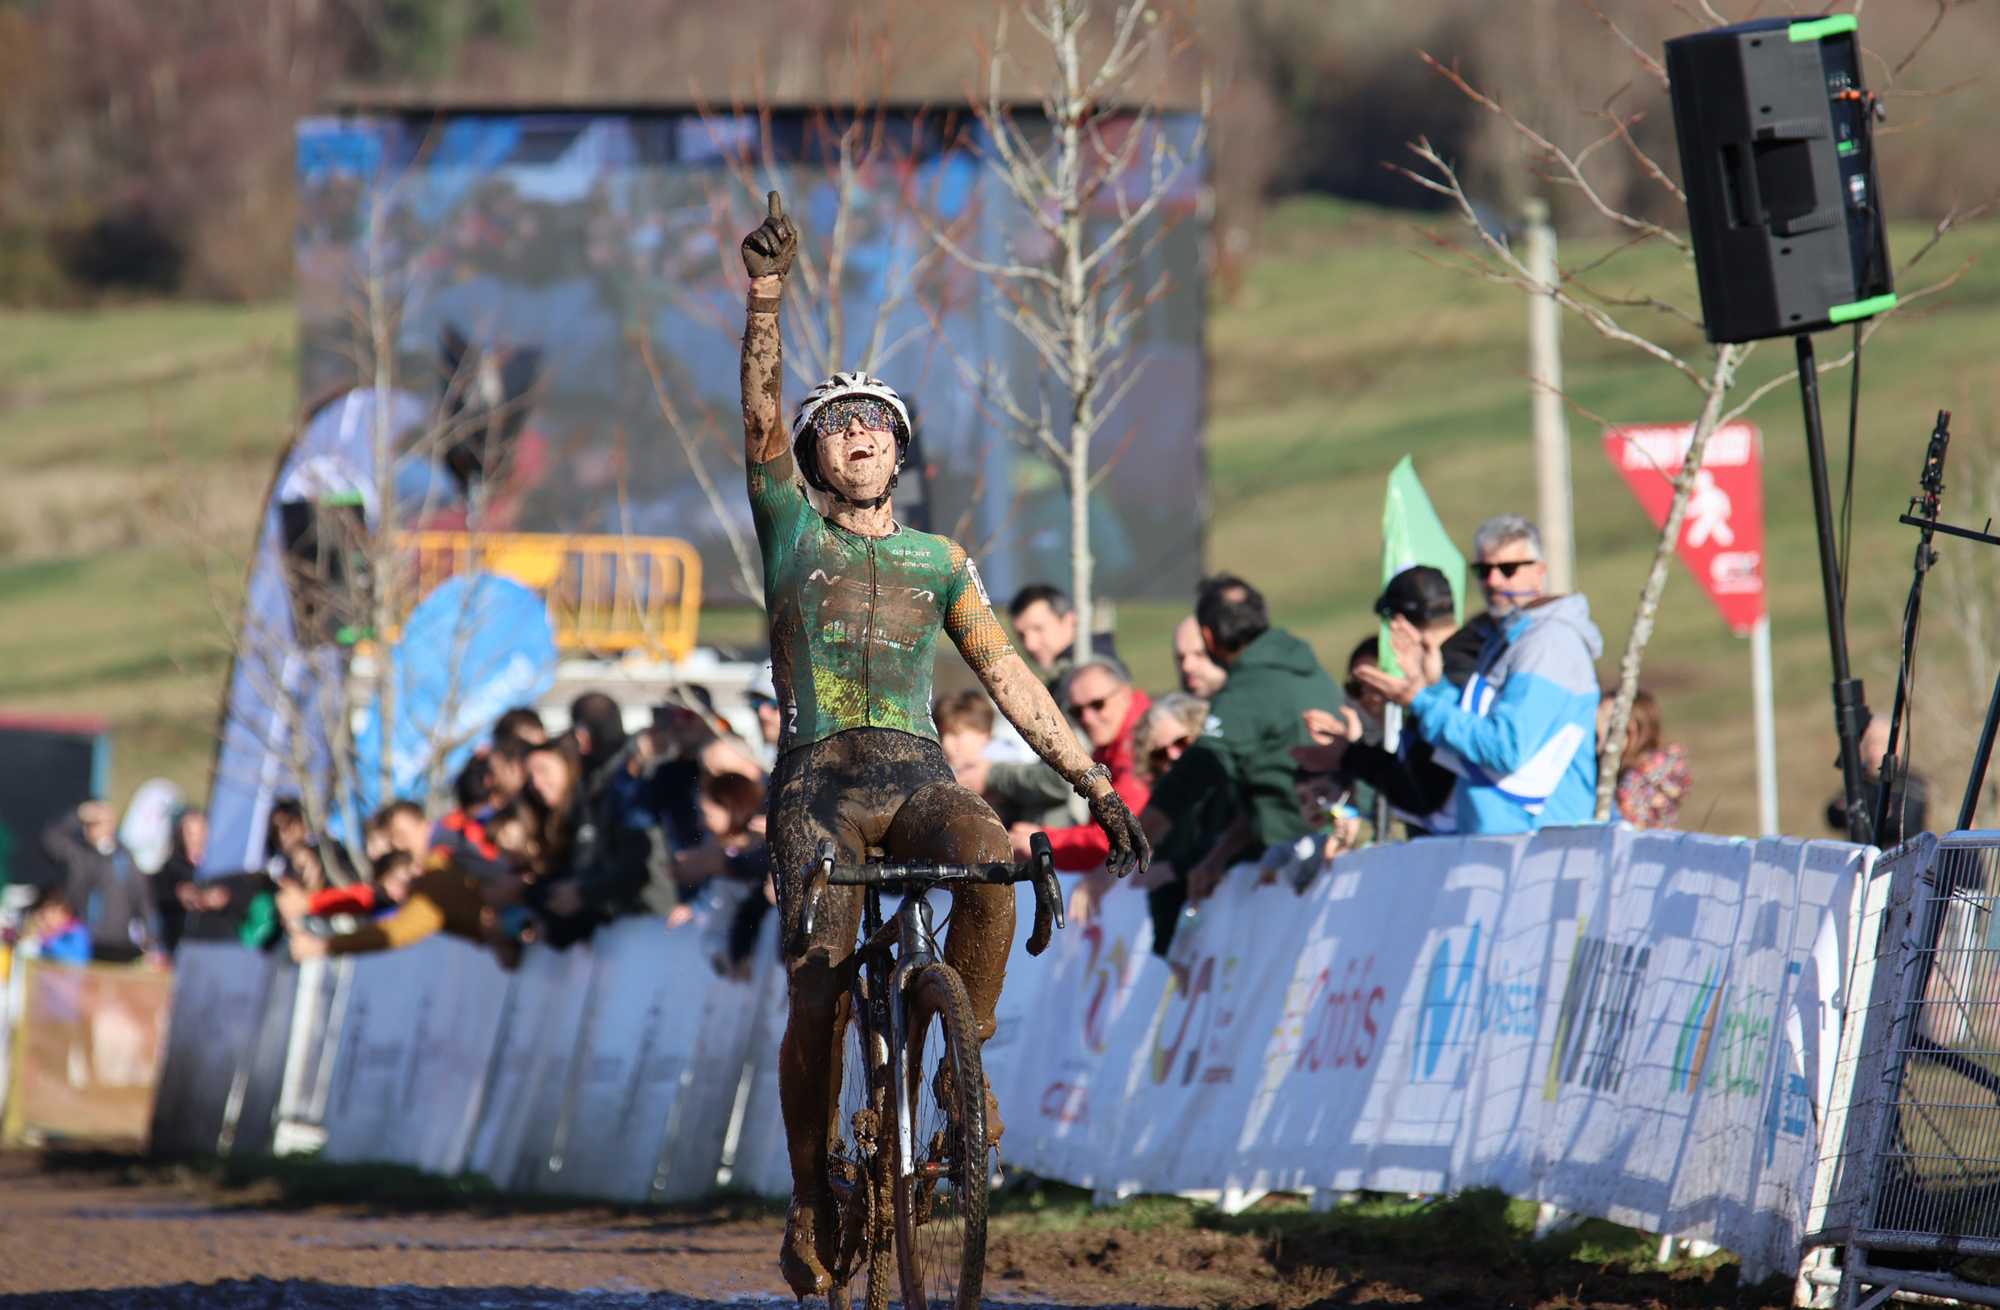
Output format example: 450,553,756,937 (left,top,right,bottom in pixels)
0,1151,1793,1309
